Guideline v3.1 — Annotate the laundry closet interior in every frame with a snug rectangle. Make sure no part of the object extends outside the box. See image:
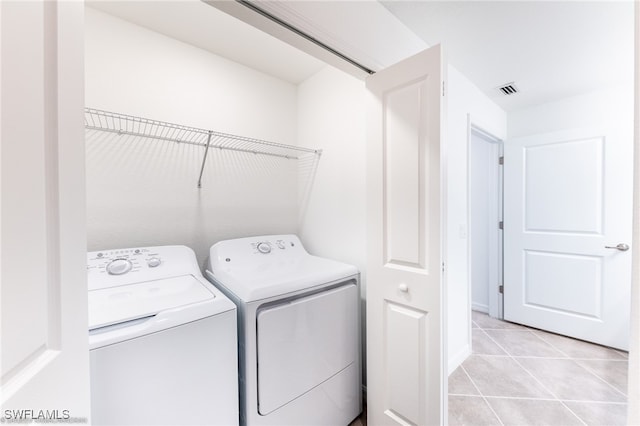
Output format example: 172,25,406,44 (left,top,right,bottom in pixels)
84,3,366,272
84,3,368,423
